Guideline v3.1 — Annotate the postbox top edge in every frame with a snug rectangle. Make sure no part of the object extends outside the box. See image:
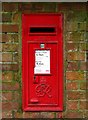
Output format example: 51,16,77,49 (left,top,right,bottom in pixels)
22,13,63,17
